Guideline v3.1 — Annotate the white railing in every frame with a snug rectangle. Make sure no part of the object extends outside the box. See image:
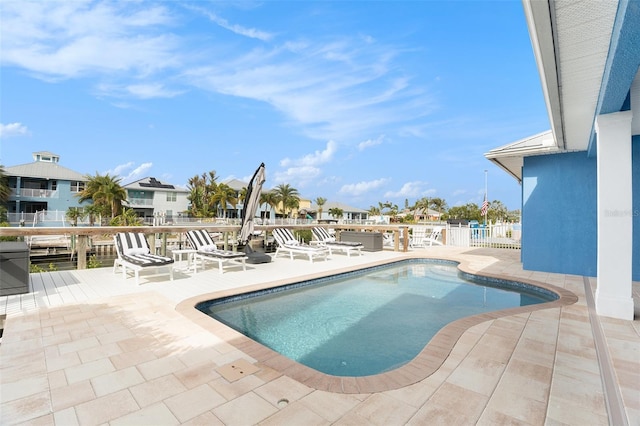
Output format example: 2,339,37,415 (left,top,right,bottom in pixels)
445,223,521,249
12,188,59,198
128,198,154,206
